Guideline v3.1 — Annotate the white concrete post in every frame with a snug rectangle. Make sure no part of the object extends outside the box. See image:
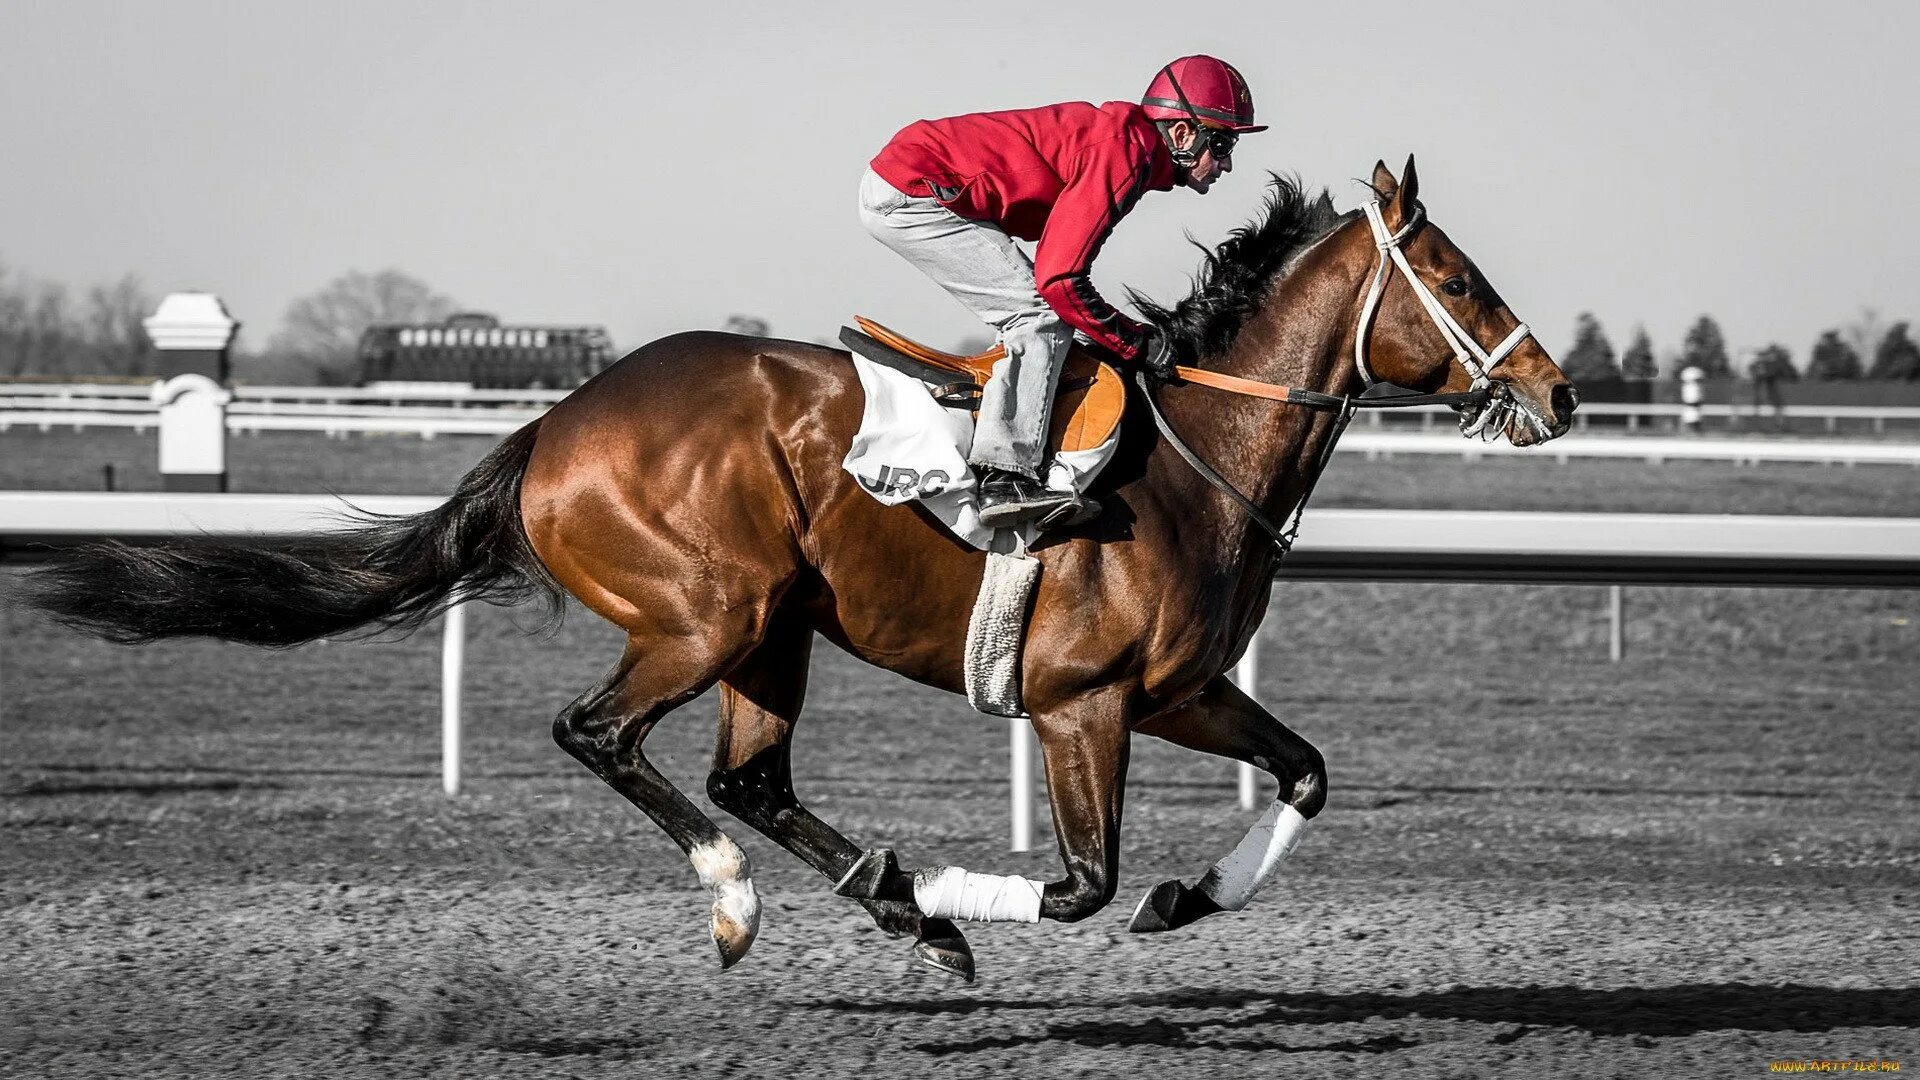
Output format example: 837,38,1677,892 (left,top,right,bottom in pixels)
1609,585,1626,663
144,294,238,492
1680,366,1705,436
441,601,467,796
1234,643,1259,810
151,375,231,491
1010,718,1033,852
